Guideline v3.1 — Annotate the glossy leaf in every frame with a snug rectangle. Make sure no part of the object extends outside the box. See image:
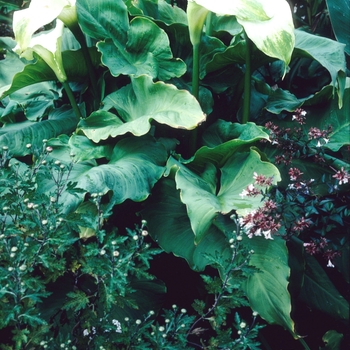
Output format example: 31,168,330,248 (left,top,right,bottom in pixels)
243,236,296,336
97,16,186,80
77,75,206,142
